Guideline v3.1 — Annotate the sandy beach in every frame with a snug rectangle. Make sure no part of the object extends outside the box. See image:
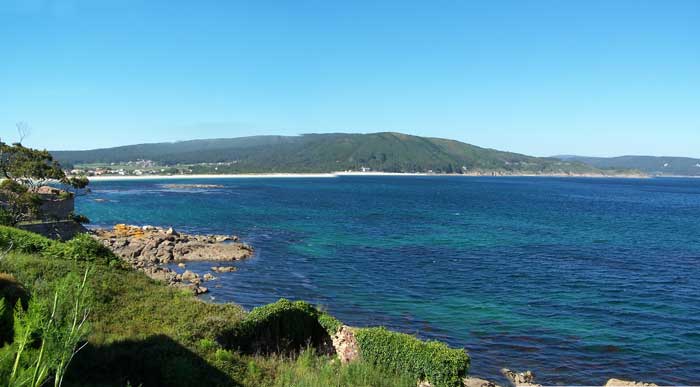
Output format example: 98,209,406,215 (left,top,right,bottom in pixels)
84,171,648,181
